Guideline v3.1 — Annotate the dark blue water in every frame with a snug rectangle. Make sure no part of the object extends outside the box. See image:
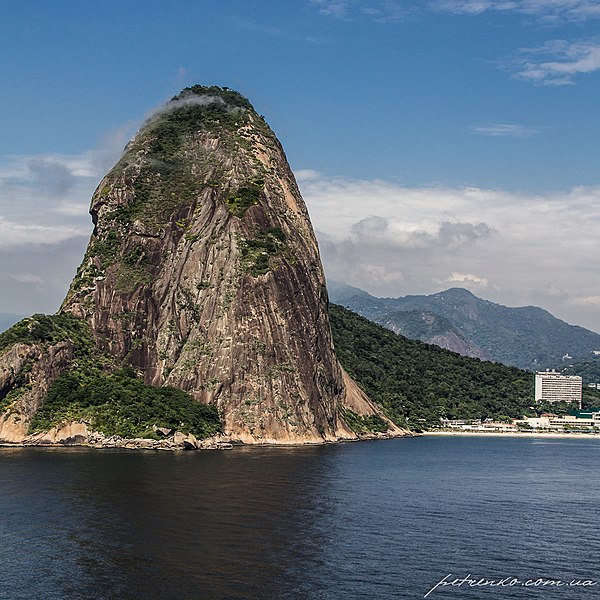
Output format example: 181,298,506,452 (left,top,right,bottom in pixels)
1,436,600,599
